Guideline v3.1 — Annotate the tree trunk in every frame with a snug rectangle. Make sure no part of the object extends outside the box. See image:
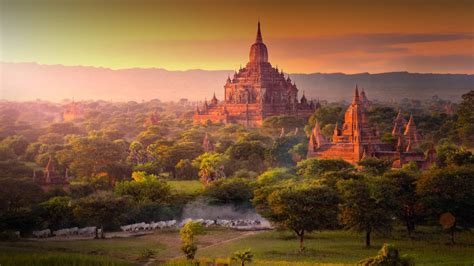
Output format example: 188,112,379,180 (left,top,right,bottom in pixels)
451,228,455,245
406,218,415,237
241,262,244,266
405,206,415,237
365,229,371,247
299,230,305,252
171,169,176,179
